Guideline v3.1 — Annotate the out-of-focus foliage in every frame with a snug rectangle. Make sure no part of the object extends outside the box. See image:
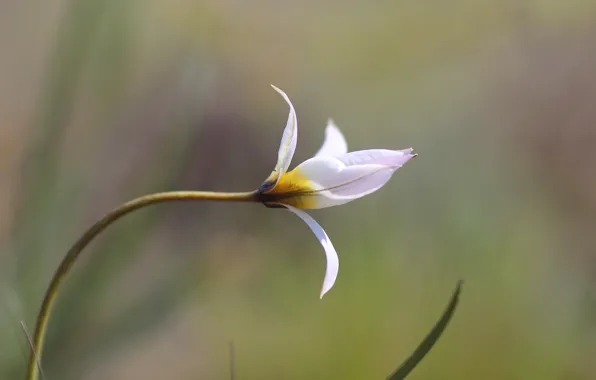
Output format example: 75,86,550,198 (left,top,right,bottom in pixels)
1,0,596,379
